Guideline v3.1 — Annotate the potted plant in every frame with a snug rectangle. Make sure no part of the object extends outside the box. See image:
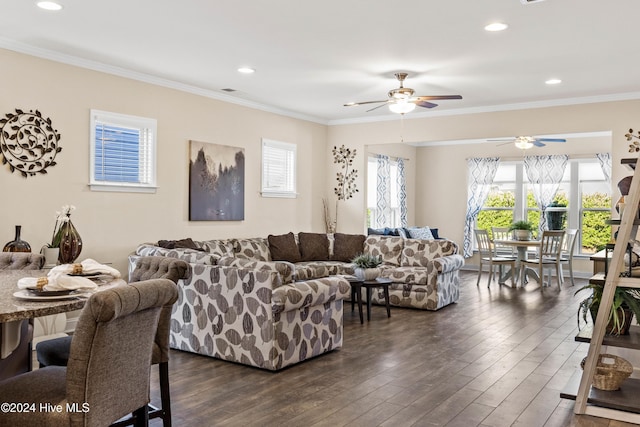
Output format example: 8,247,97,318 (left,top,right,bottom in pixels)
546,200,567,230
576,283,640,335
351,253,382,281
508,220,535,241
